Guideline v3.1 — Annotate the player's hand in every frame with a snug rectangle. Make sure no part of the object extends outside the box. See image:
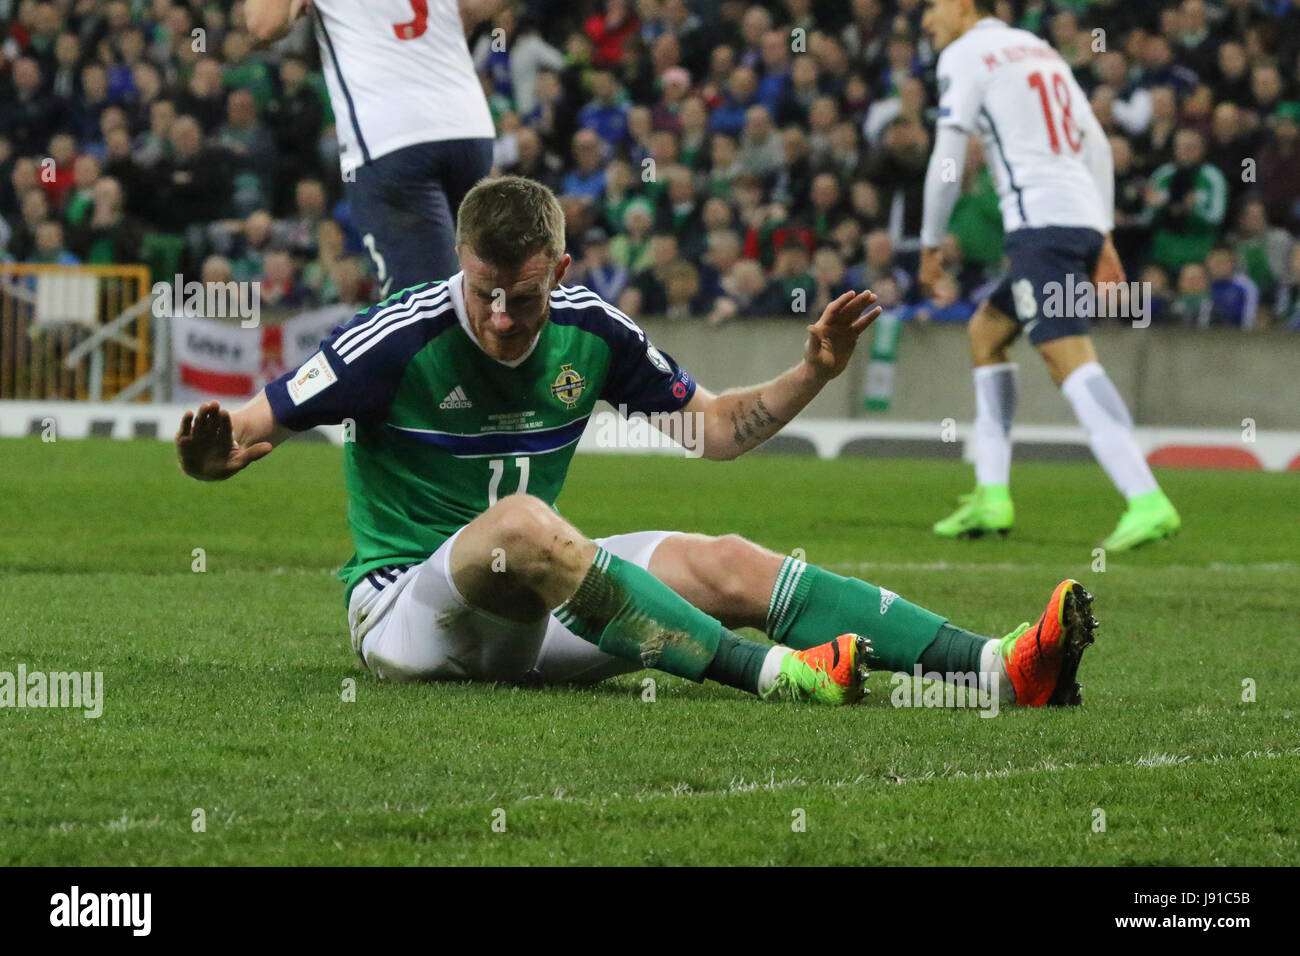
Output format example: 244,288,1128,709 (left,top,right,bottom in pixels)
804,289,882,382
176,402,273,481
919,247,944,295
1093,235,1126,287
